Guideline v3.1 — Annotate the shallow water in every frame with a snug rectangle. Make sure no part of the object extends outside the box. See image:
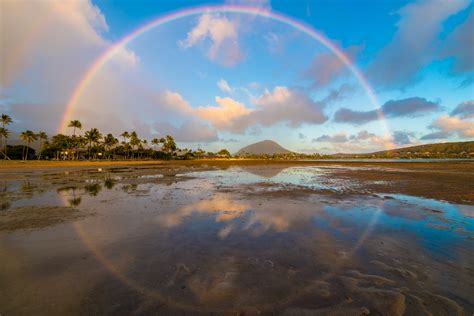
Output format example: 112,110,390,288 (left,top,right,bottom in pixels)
0,164,473,315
